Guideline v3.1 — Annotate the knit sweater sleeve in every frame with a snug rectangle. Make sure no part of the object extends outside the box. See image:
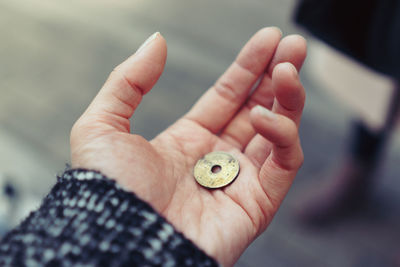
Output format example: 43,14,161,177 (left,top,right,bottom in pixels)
0,169,219,267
